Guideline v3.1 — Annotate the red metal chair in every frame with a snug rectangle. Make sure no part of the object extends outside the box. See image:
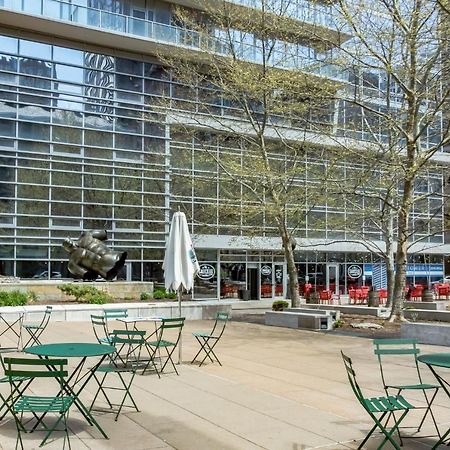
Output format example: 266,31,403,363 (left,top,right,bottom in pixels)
410,286,423,301
303,283,312,297
318,289,333,304
378,288,388,305
437,284,449,300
